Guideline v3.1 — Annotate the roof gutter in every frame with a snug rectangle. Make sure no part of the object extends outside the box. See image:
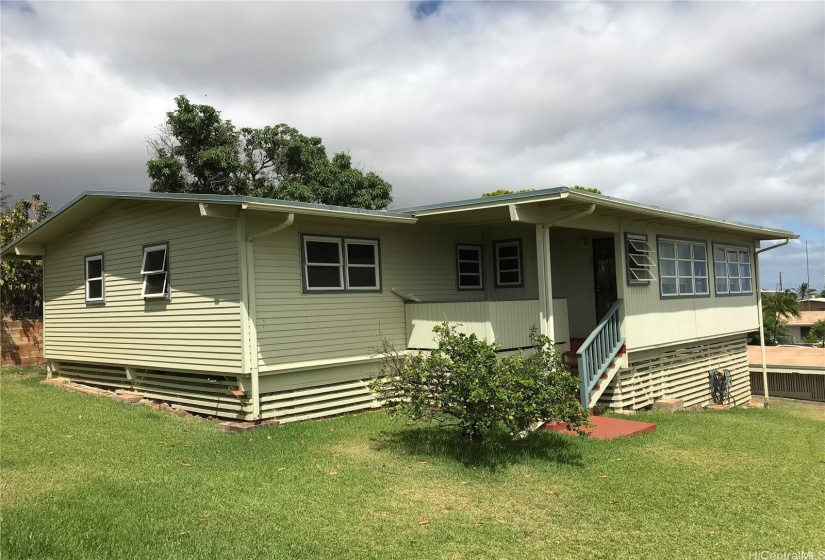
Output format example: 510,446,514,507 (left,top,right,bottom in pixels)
243,201,415,224
753,237,791,408
564,190,797,240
